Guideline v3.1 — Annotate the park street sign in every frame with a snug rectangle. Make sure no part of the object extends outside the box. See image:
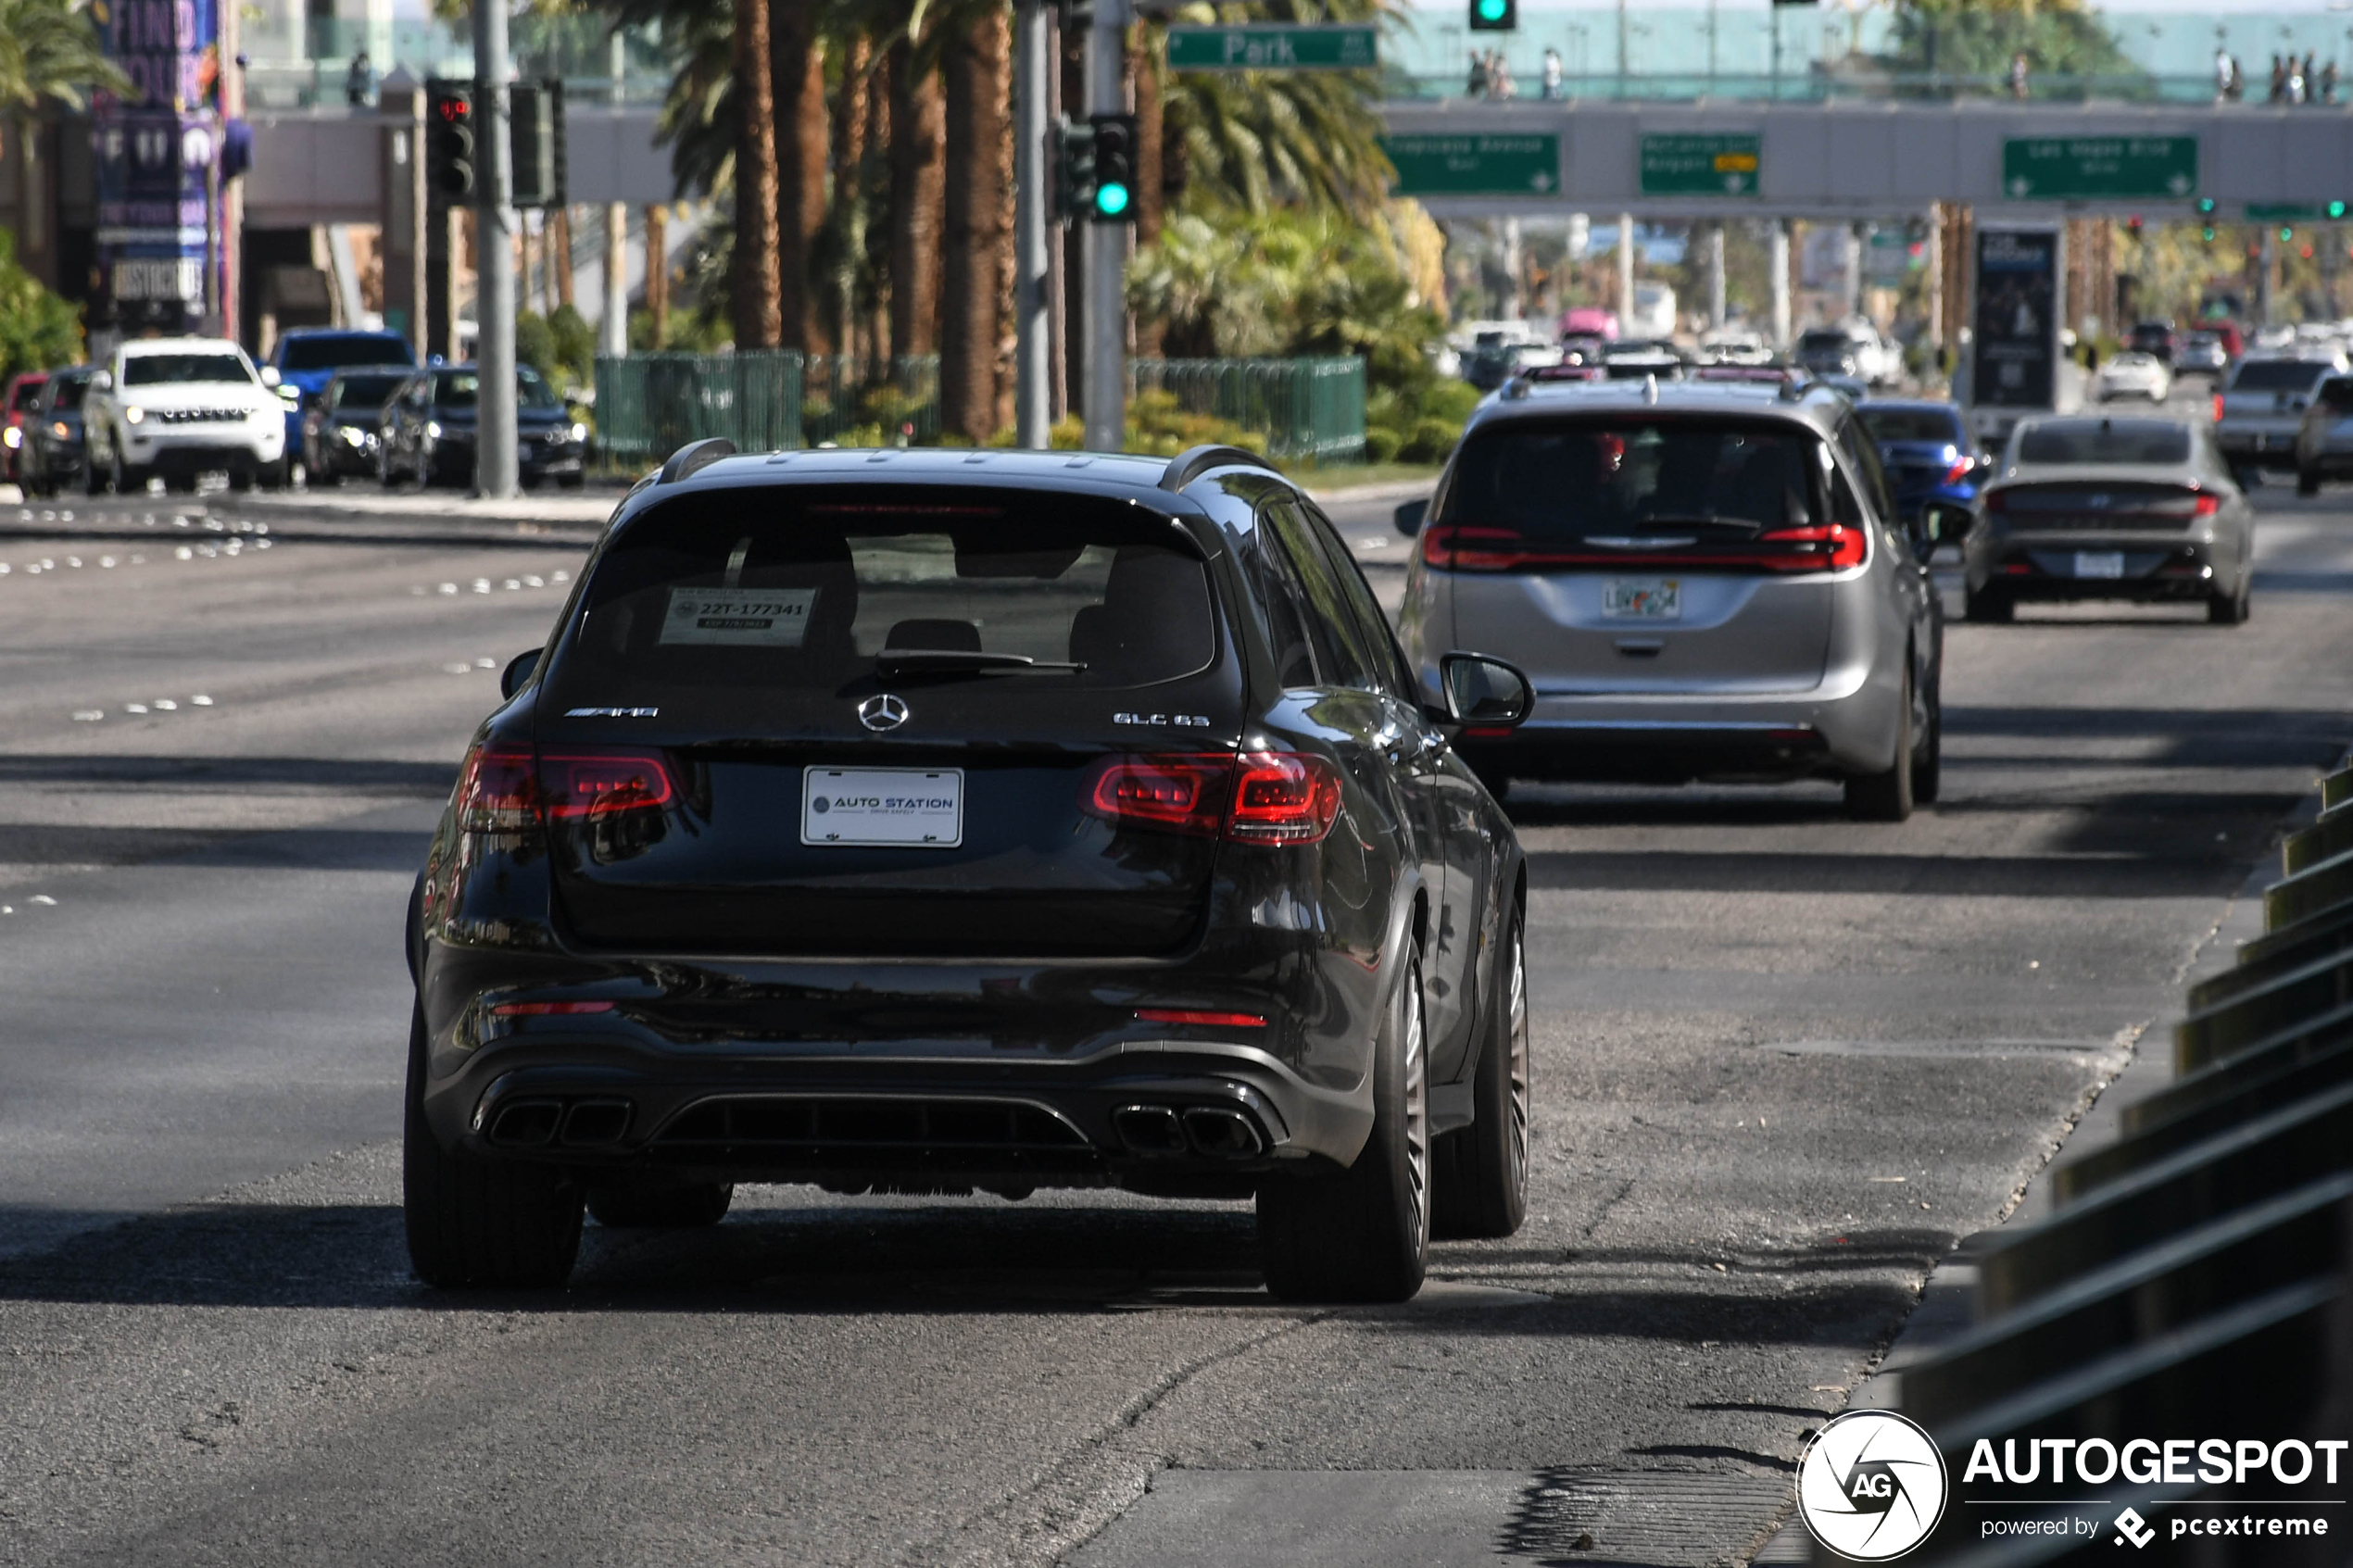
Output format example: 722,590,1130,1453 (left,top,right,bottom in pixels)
1382,133,1559,197
2002,136,2197,200
1640,133,1761,197
1165,23,1378,71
